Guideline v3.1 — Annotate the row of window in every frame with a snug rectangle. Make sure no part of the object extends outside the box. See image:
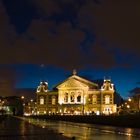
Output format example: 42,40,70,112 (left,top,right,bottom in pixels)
89,95,111,104
39,96,56,105
39,95,111,105
63,93,111,104
64,93,81,103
